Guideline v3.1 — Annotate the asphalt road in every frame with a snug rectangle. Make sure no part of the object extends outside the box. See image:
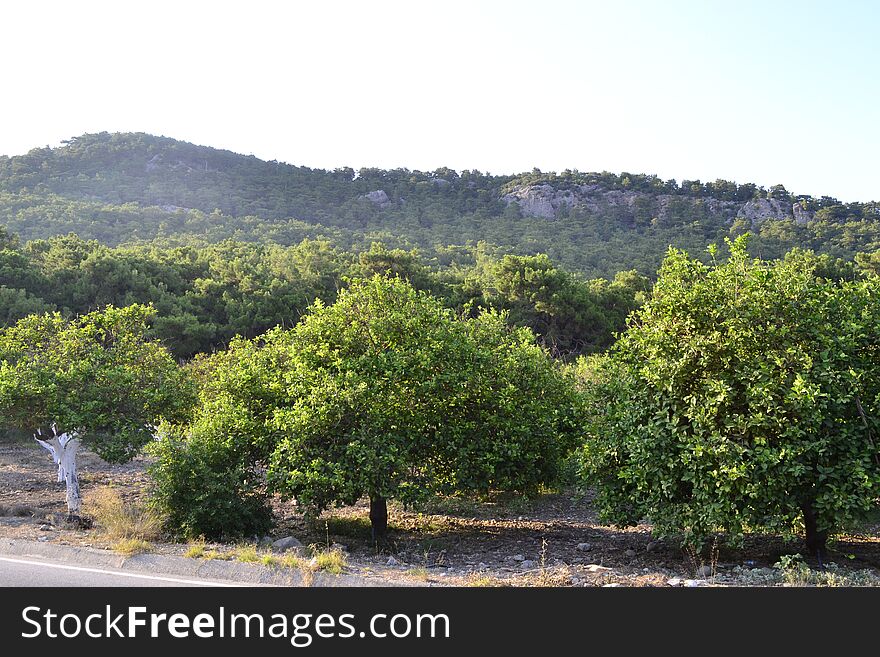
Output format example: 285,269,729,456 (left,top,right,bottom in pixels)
0,556,241,587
